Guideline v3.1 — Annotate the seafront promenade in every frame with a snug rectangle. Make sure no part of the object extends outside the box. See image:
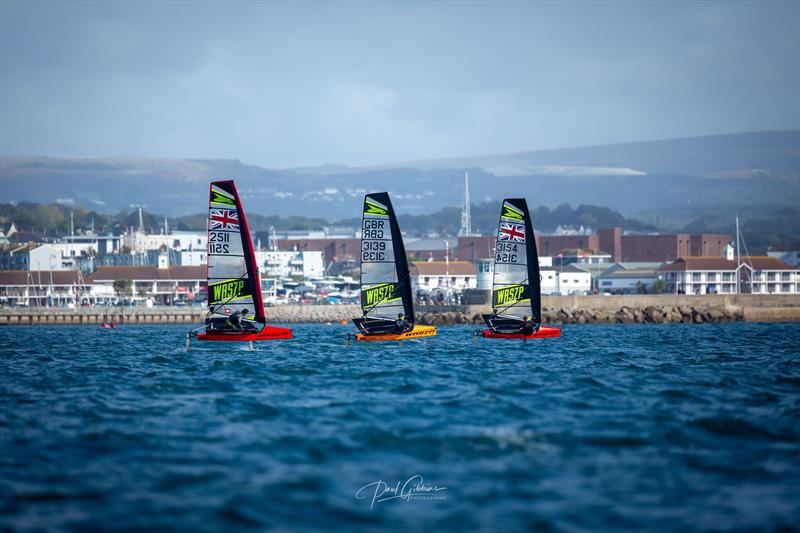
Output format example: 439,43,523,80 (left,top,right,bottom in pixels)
1,294,798,325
